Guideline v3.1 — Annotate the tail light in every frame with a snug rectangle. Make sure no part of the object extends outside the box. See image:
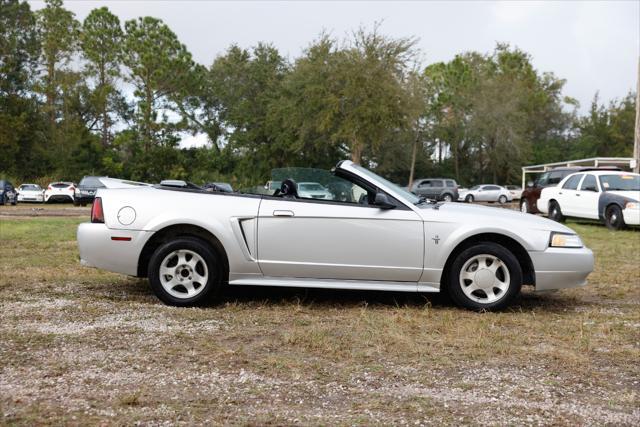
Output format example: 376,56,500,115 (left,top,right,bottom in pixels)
91,197,104,223
47,185,52,190
70,186,75,192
